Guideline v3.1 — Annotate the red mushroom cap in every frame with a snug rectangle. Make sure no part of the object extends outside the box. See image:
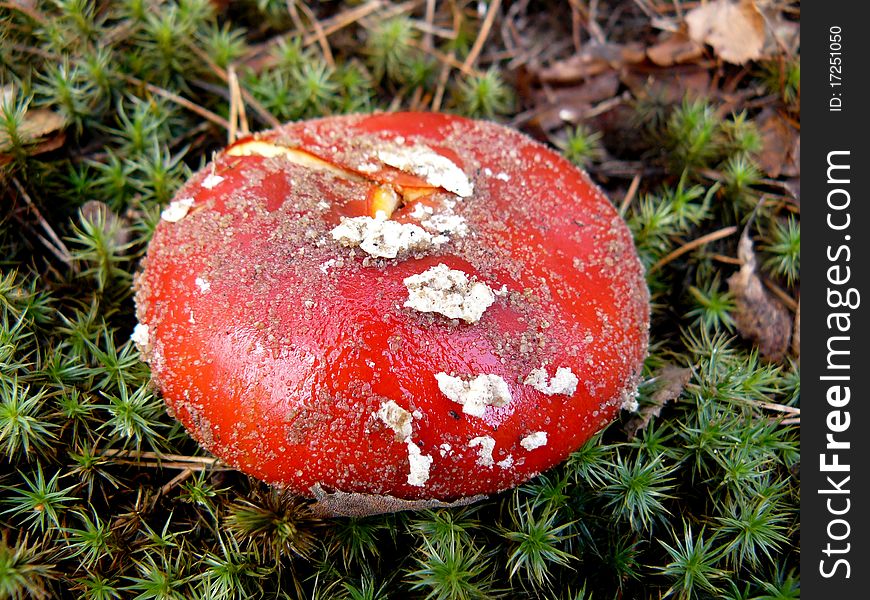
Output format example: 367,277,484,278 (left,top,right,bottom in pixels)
134,112,649,508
